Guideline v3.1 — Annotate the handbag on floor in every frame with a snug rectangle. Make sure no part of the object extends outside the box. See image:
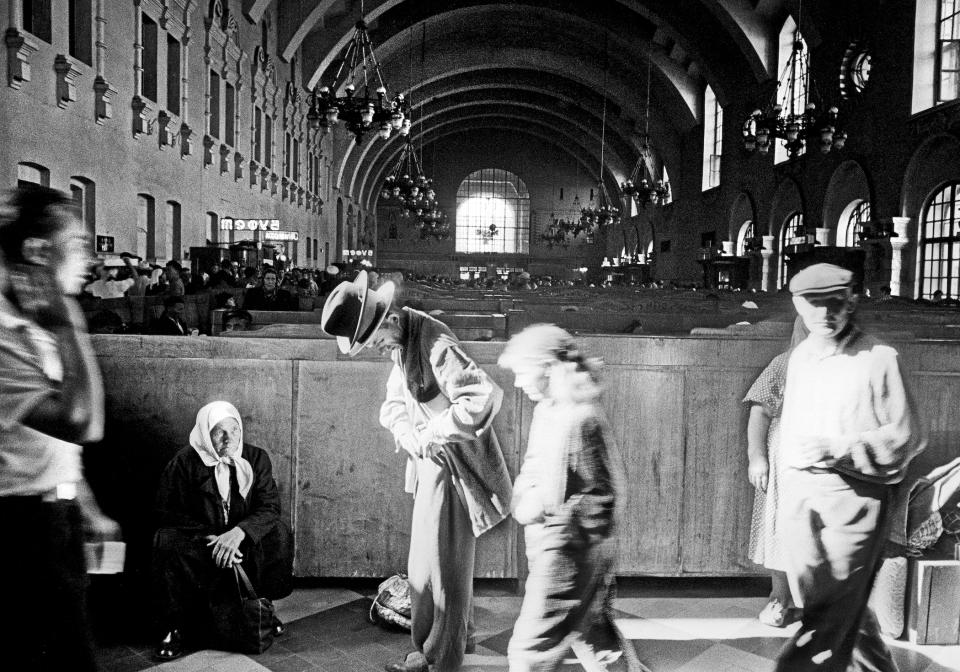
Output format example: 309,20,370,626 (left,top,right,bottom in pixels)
210,564,276,654
369,573,412,631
